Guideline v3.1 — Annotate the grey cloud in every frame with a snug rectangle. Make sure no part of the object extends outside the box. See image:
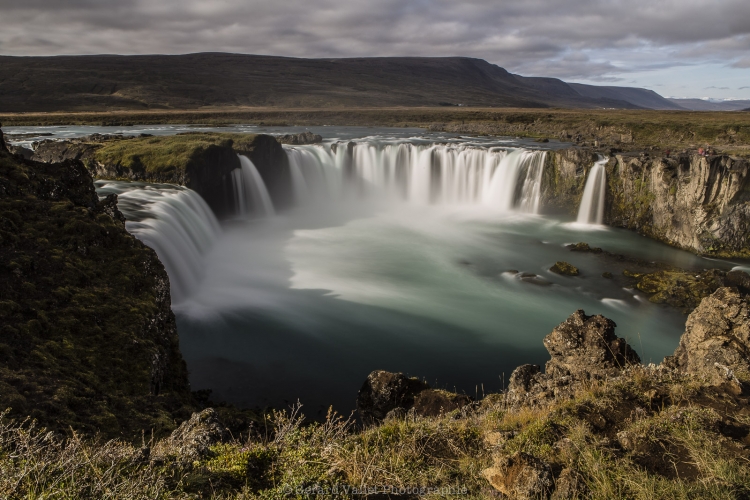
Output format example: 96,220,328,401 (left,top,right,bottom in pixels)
0,0,749,85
